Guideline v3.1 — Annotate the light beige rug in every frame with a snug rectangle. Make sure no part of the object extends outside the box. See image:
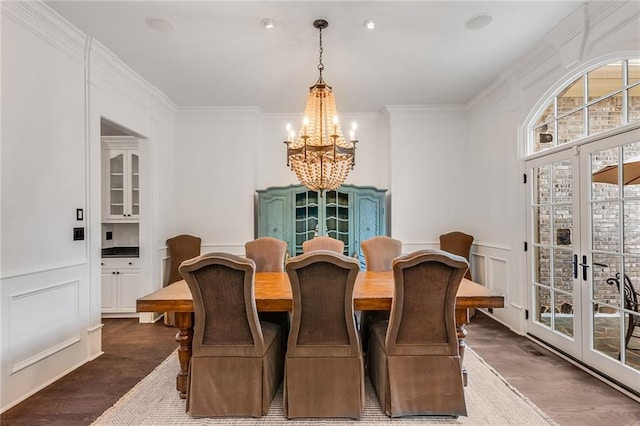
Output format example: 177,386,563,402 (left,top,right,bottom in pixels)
92,348,556,425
